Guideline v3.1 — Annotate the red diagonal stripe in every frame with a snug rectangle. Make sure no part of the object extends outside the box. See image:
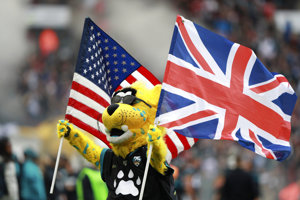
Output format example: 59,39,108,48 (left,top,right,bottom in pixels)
176,16,214,75
249,130,275,159
71,81,110,108
160,110,217,129
65,114,111,147
250,76,289,94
